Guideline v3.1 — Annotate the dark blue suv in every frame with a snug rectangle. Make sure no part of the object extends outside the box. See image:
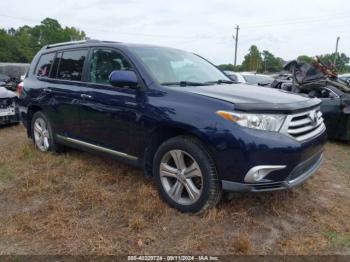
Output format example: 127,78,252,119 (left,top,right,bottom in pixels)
19,40,327,212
